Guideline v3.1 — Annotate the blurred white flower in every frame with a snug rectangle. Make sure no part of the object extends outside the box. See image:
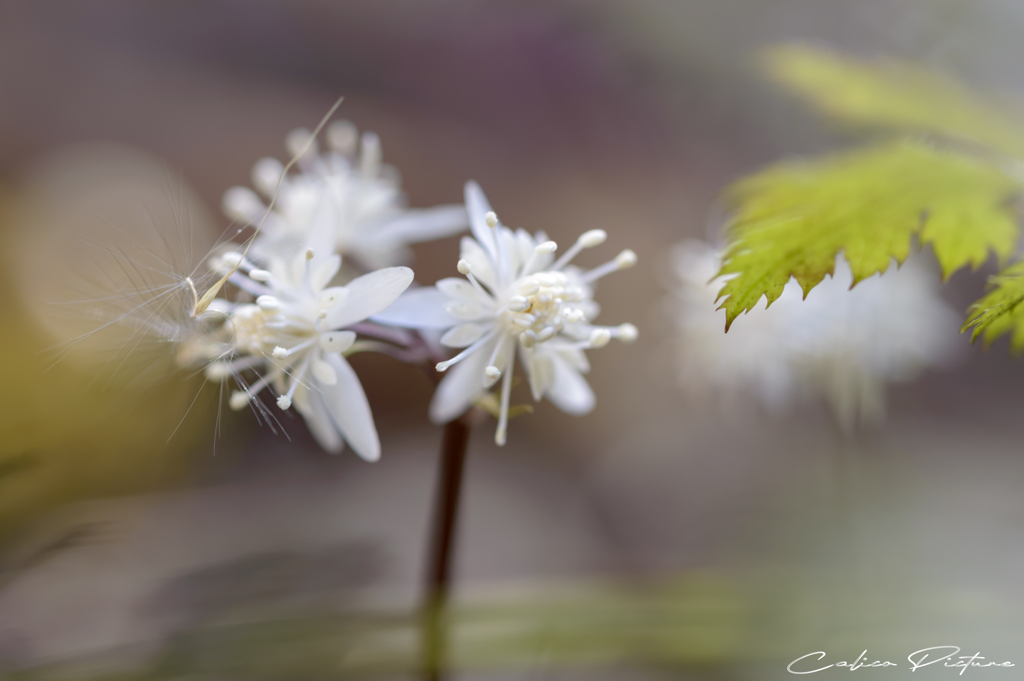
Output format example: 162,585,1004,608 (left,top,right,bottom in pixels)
183,247,413,461
375,181,637,445
222,120,468,270
665,240,960,431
